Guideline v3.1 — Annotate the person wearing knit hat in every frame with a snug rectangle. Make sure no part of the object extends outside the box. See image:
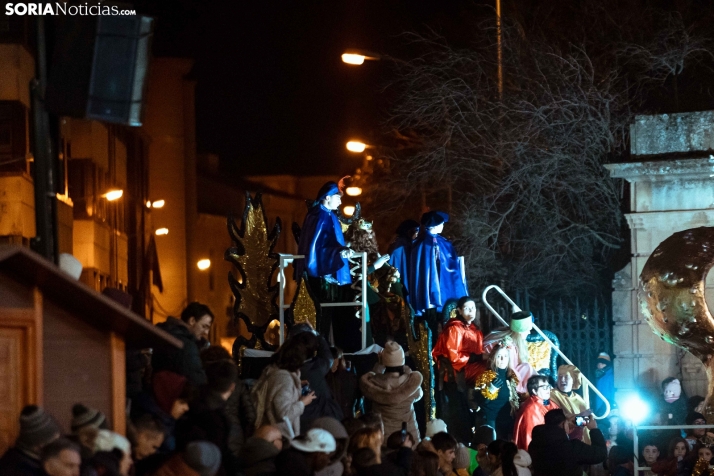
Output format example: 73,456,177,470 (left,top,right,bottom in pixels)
684,411,709,450
93,430,132,476
454,443,474,476
360,341,423,446
425,419,448,439
0,405,62,476
481,311,538,394
594,351,614,417
550,365,591,444
408,209,468,338
152,441,222,476
71,403,108,434
130,370,192,453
